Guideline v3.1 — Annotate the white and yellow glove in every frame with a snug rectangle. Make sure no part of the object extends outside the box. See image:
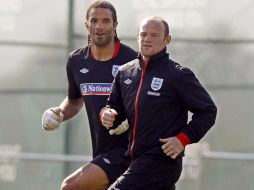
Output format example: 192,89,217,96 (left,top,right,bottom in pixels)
42,107,64,131
109,119,129,135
